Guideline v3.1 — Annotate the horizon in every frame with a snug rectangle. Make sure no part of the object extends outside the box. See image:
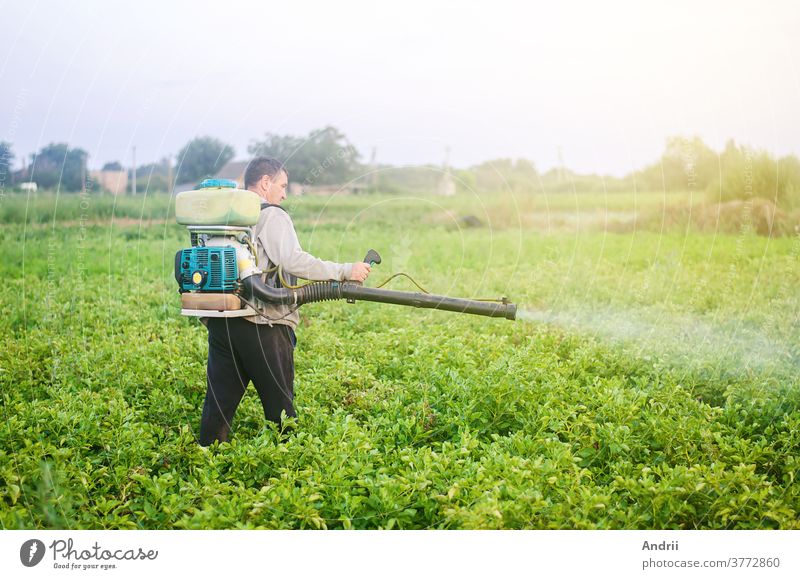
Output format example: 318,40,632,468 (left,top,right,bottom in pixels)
4,131,794,181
